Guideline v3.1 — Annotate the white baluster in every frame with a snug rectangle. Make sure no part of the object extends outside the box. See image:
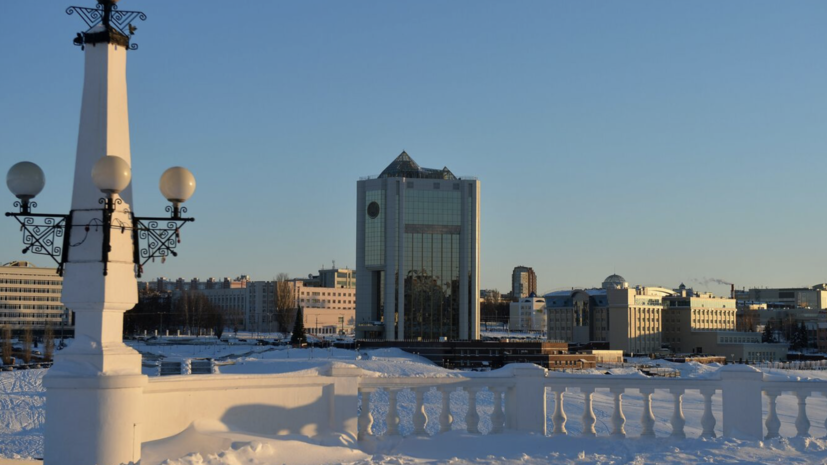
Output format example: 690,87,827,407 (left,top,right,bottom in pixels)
386,388,400,436
490,387,505,434
465,386,481,434
610,387,626,439
764,390,781,439
358,388,374,441
669,388,686,439
795,390,811,437
438,386,453,433
551,387,567,436
413,387,429,436
581,387,596,437
700,388,716,438
639,388,655,438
